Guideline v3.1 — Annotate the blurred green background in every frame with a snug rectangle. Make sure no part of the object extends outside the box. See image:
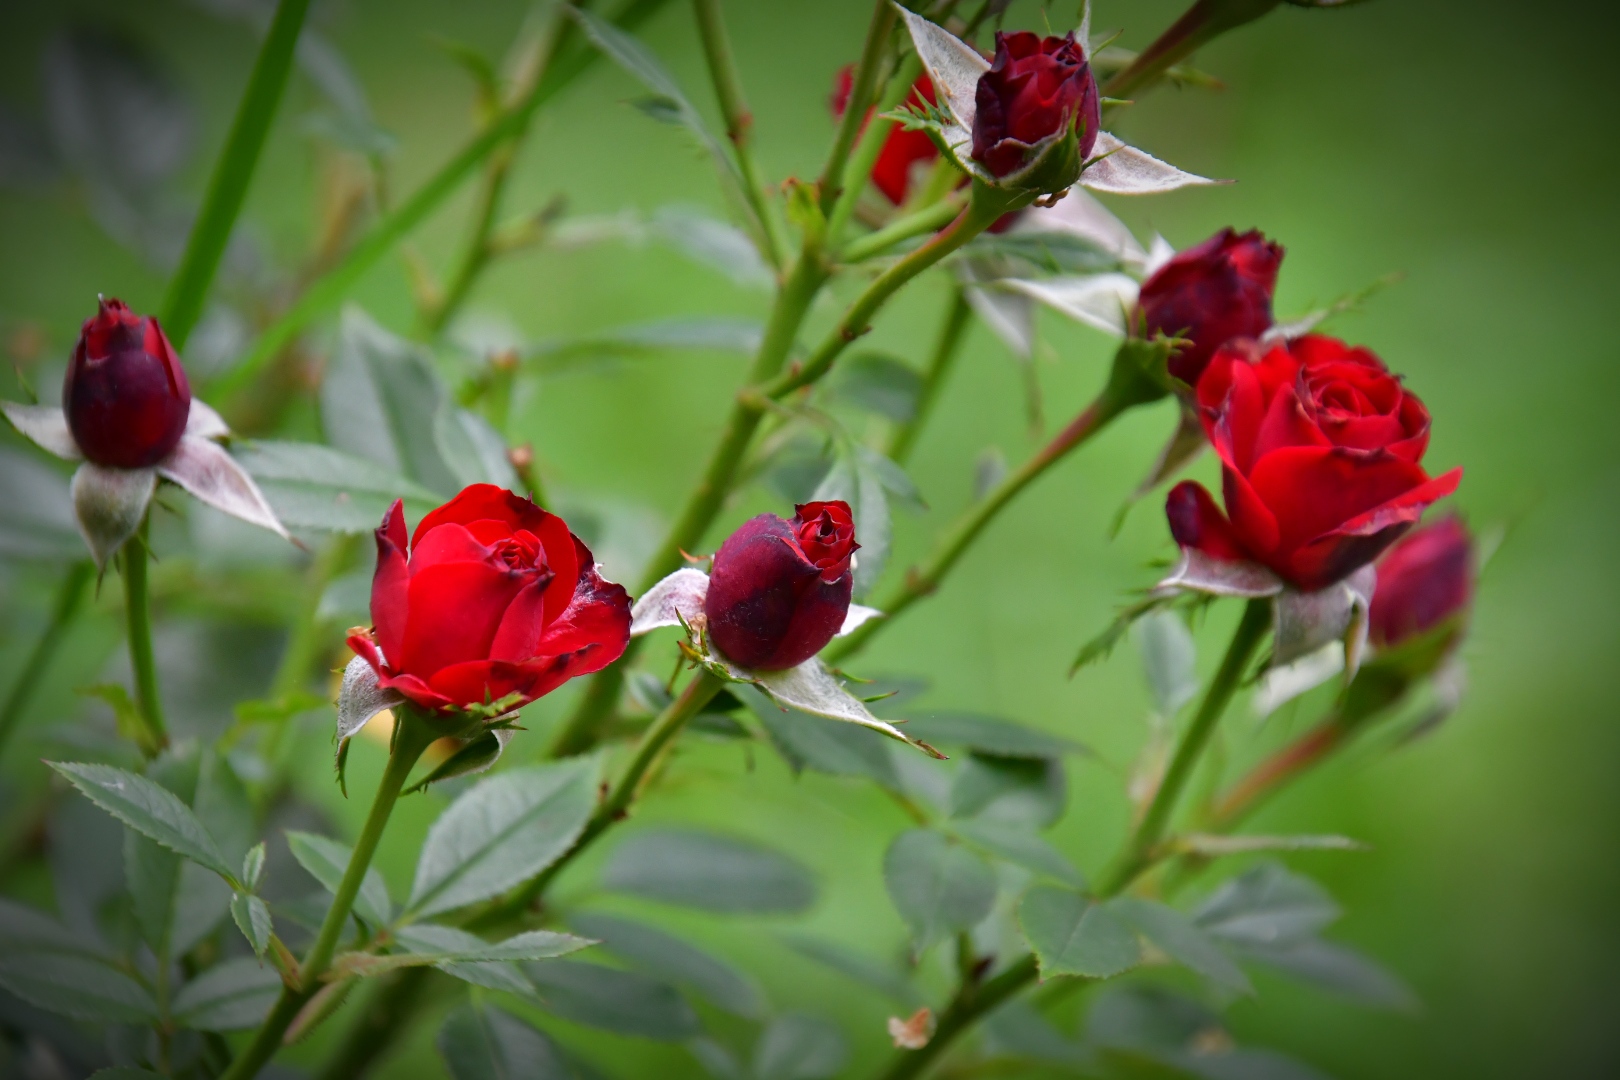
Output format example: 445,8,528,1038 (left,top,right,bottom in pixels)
1,0,1617,1078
